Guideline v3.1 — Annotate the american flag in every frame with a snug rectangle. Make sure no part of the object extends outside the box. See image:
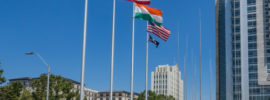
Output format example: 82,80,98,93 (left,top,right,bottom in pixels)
147,21,170,41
